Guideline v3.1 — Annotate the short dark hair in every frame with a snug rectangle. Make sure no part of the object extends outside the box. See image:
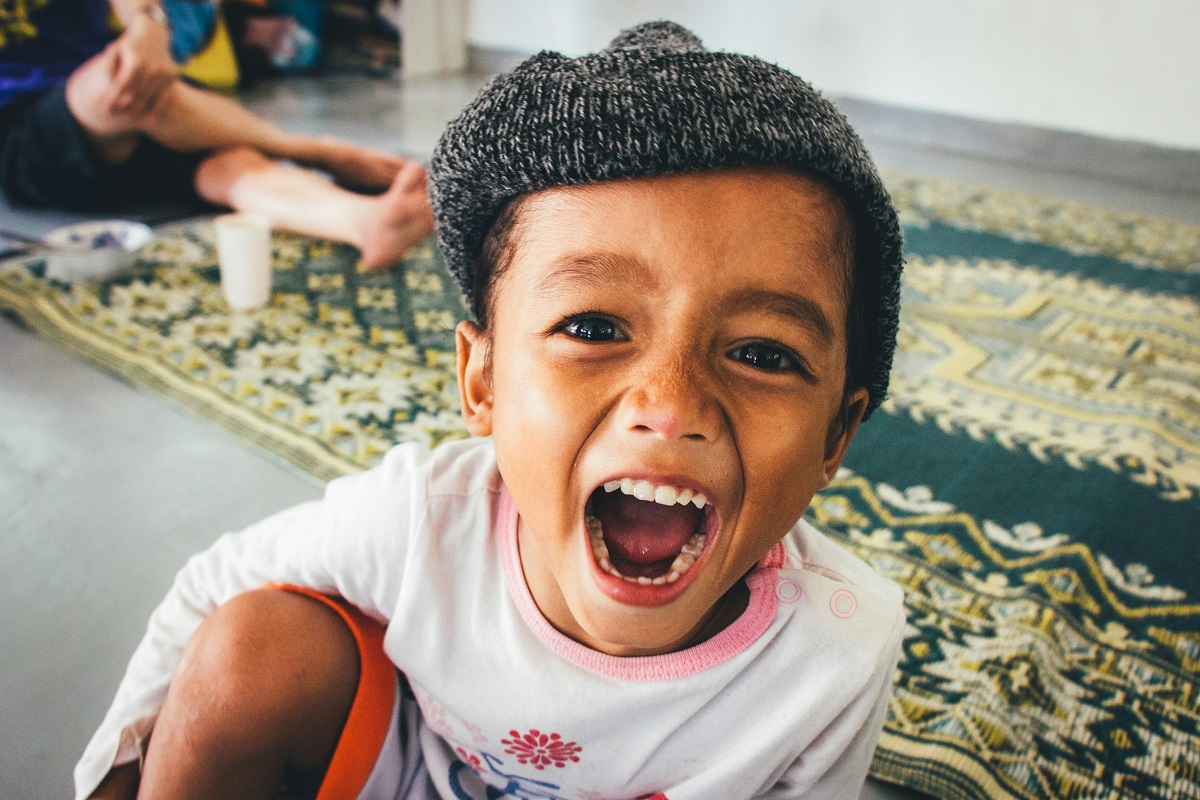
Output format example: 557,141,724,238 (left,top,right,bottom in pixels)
470,194,527,331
